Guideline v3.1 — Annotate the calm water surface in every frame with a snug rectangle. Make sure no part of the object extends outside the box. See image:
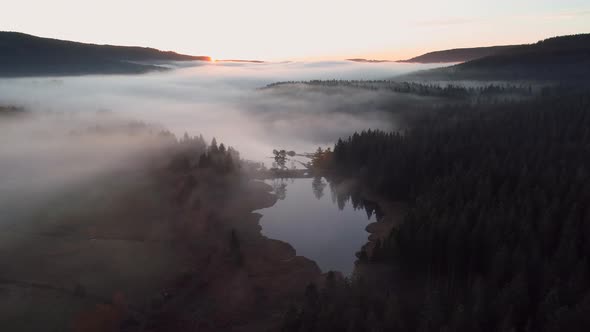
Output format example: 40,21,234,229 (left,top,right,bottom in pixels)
257,177,375,276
